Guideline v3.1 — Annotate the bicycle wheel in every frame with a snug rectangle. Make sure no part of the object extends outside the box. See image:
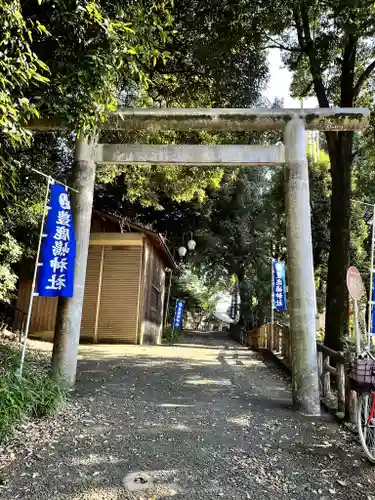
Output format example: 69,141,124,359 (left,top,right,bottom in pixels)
357,392,375,463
